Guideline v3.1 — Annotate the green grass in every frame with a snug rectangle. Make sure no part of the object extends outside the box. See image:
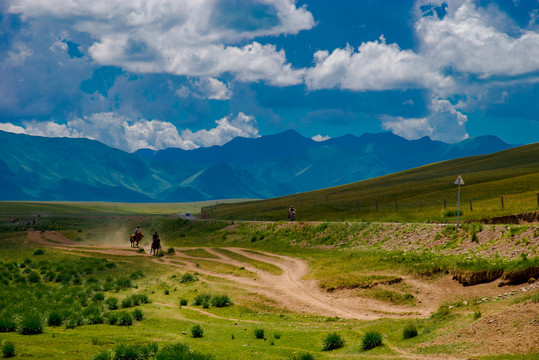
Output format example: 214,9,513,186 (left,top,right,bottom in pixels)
207,143,539,222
